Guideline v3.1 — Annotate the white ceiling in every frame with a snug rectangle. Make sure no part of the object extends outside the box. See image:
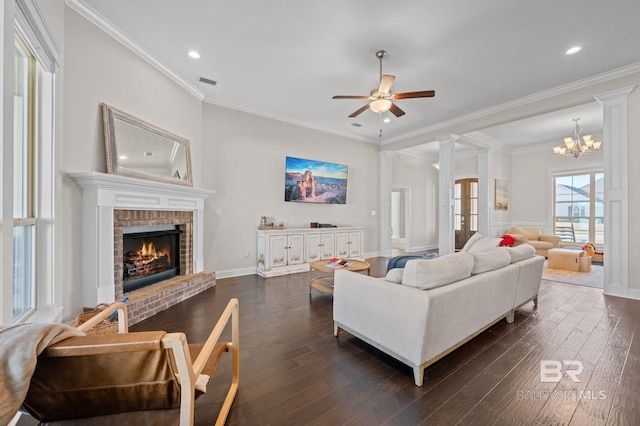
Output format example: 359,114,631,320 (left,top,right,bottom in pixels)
74,0,640,154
